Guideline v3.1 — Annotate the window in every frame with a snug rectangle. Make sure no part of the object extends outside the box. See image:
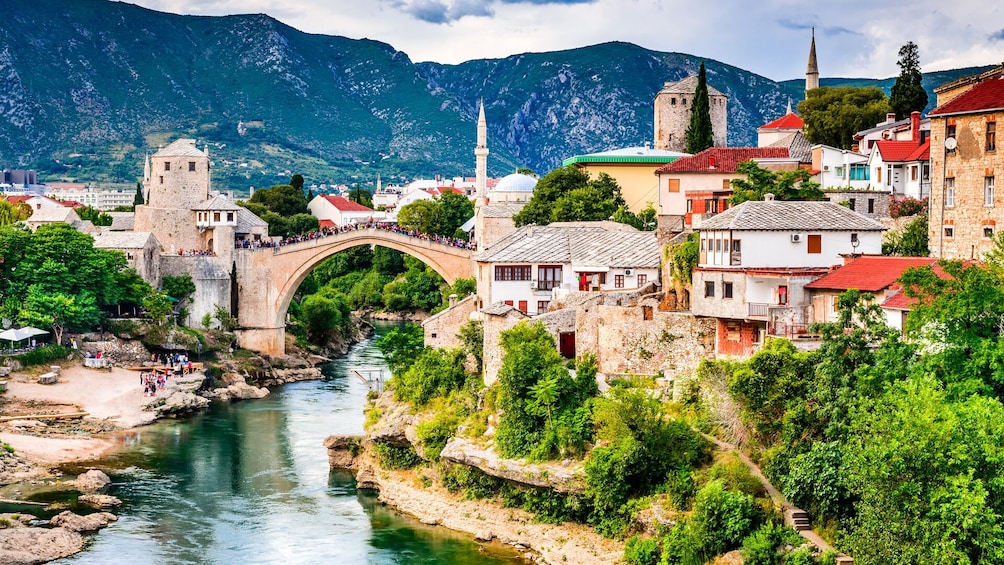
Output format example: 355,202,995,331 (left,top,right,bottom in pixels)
944,226,954,238
538,265,562,290
848,198,856,211
723,282,734,298
715,239,722,252
537,301,549,313
946,178,955,207
849,164,869,181
637,274,647,286
671,97,676,105
778,285,788,305
615,275,625,288
986,176,995,207
986,227,995,239
164,162,171,171
911,166,918,181
226,212,234,222
704,281,715,297
722,179,731,190
886,165,893,186
517,300,528,313
668,179,680,193
876,167,882,184
807,234,822,254
700,238,706,252
159,176,164,184
851,233,859,246
706,199,718,214
724,239,730,253
732,240,741,253
988,122,997,152
213,212,221,222
188,161,196,172
835,166,844,179
682,98,687,105
687,199,694,213
495,265,532,281
868,198,875,214
947,124,957,153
